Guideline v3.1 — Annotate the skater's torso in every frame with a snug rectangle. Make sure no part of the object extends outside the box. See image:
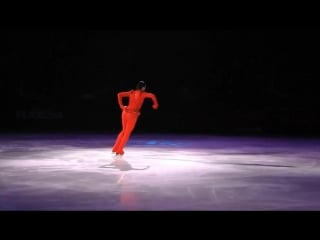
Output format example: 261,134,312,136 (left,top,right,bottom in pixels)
118,89,158,114
124,90,153,112
127,90,145,111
